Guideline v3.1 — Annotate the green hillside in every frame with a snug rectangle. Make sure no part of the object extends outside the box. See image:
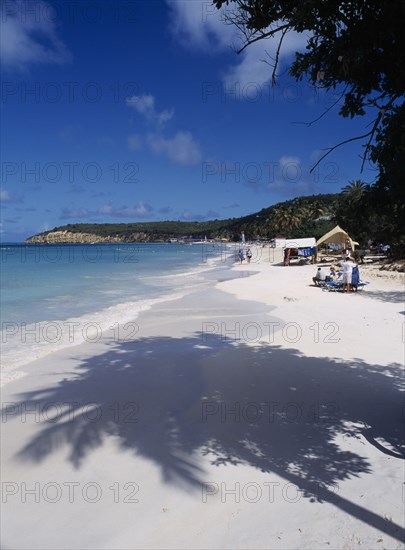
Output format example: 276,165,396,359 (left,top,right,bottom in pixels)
28,193,340,242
